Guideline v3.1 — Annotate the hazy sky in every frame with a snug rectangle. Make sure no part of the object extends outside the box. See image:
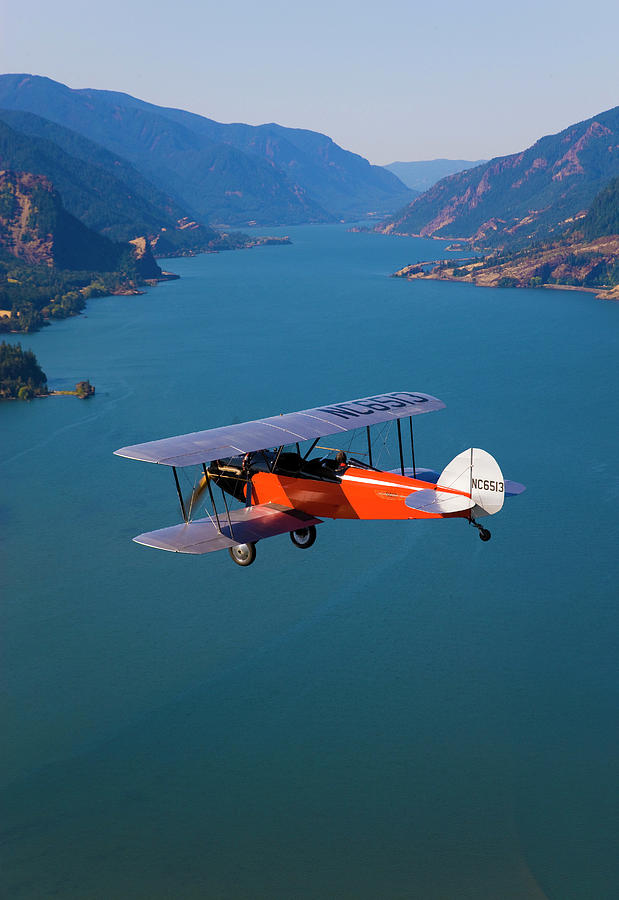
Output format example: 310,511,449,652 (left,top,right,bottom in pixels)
2,0,617,164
